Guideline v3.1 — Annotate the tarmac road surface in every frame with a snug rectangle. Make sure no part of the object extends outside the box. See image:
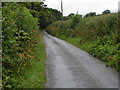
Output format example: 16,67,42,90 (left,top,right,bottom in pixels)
42,31,118,88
